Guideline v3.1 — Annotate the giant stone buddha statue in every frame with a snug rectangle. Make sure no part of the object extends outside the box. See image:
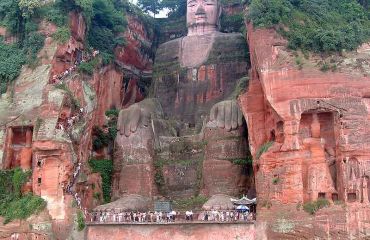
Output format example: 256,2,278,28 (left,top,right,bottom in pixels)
113,0,250,201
